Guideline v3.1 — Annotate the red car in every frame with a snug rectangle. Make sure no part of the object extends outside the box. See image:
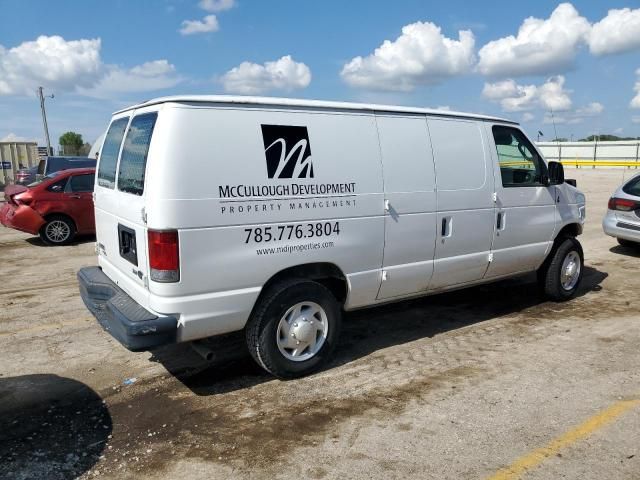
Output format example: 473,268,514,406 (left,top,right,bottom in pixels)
0,168,95,245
